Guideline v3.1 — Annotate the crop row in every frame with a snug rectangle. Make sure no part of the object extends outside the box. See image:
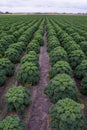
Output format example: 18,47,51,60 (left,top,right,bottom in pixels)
0,17,43,86
50,18,87,94
44,17,86,130
0,16,45,129
0,15,87,130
